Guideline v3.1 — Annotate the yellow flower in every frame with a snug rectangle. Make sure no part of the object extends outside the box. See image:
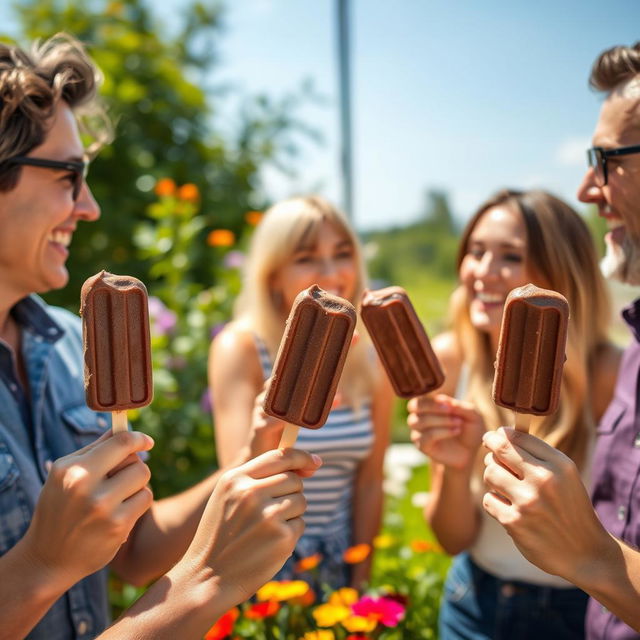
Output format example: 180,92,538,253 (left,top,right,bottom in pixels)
177,183,199,202
301,632,335,640
295,552,323,572
154,177,176,197
207,229,235,247
373,534,395,549
312,603,350,627
343,543,371,564
256,580,310,602
329,588,359,607
342,615,378,633
245,210,263,226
